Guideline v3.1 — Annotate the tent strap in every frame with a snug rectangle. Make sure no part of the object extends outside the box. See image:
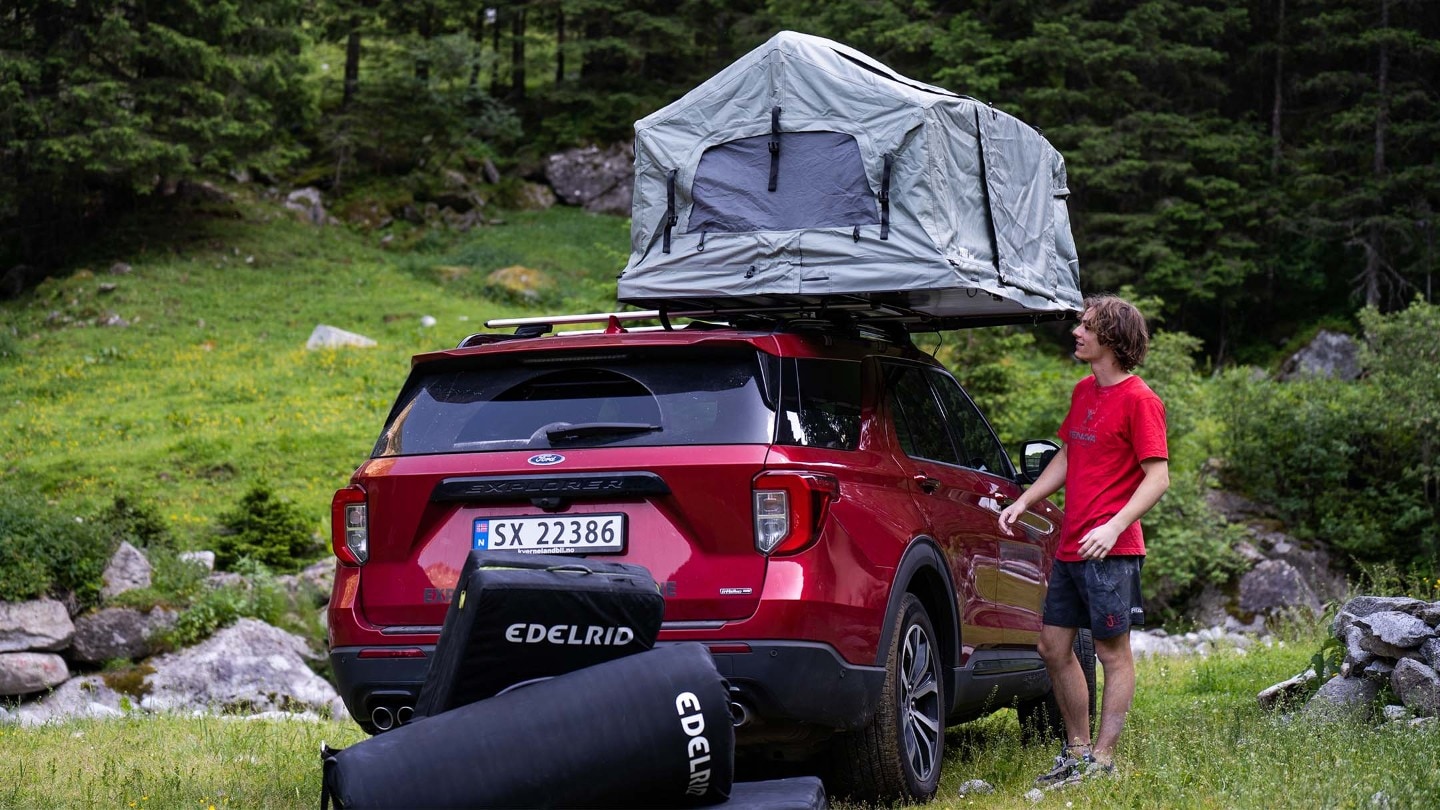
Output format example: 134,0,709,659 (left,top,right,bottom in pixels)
768,106,782,192
663,169,678,254
880,153,893,240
